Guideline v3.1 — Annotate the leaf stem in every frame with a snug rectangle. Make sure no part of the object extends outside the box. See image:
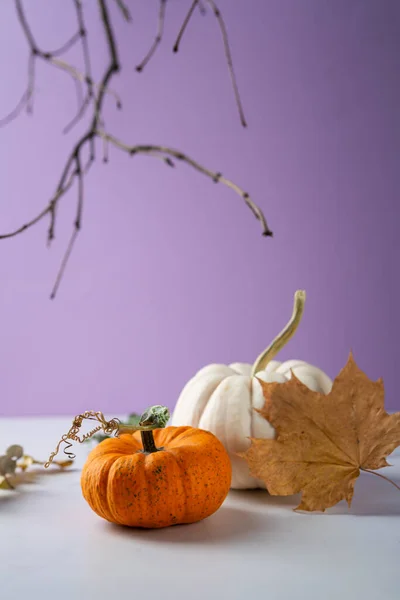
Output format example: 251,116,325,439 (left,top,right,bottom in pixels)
362,468,400,491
